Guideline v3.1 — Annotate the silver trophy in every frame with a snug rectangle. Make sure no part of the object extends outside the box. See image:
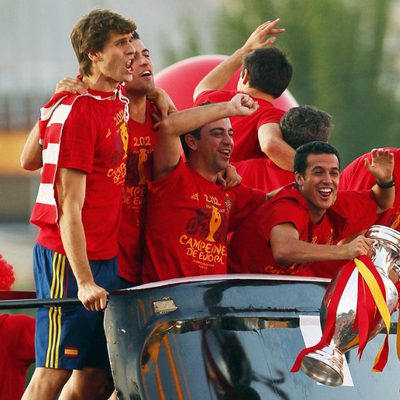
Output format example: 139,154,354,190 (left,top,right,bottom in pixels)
300,225,400,386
